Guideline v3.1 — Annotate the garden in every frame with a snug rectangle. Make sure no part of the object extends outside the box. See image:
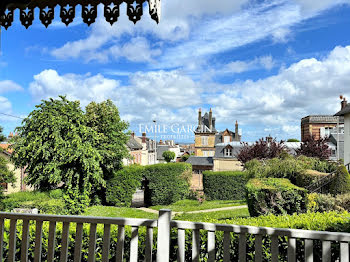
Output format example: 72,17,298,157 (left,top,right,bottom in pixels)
1,98,350,260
